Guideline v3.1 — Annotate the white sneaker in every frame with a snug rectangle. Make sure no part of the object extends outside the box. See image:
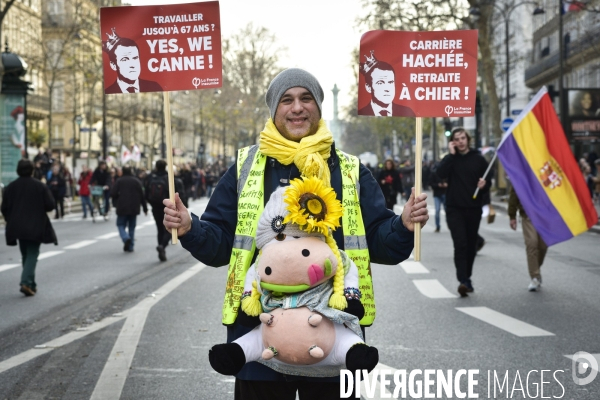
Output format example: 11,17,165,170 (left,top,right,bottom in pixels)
528,278,541,292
